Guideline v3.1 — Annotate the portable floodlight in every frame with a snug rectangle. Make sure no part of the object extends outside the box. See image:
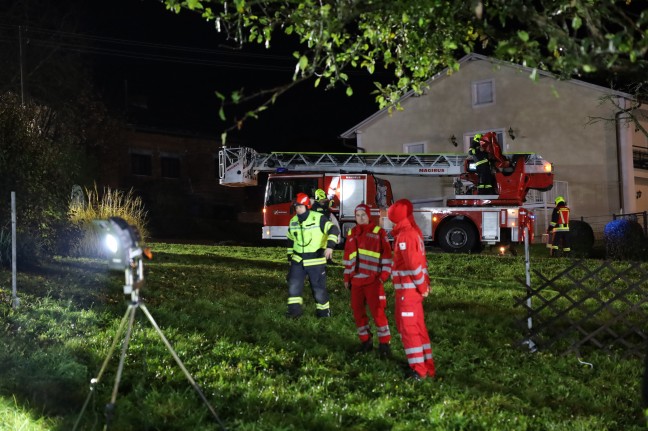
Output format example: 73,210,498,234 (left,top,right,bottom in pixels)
94,217,143,271
74,219,224,431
